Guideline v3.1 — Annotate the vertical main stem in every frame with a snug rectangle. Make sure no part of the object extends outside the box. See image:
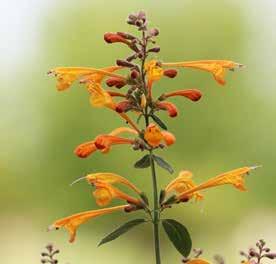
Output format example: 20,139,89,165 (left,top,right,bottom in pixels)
149,149,161,264
142,30,161,263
